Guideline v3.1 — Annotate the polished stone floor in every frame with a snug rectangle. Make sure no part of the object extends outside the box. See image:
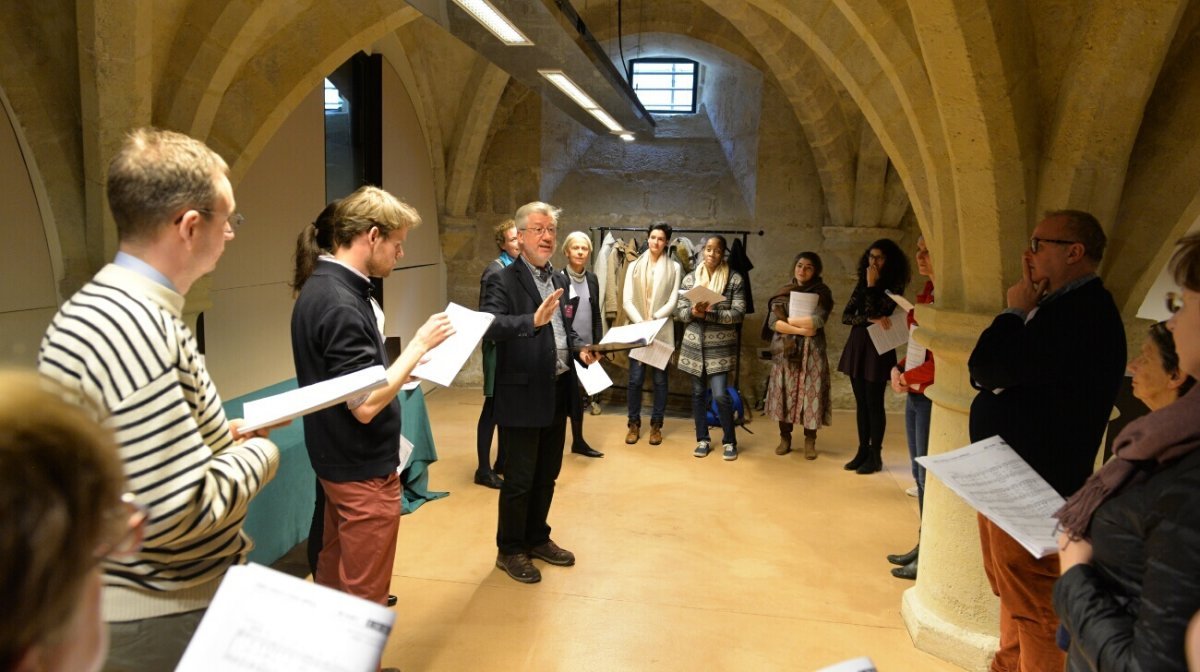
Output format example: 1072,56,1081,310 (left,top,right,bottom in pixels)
318,386,965,671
